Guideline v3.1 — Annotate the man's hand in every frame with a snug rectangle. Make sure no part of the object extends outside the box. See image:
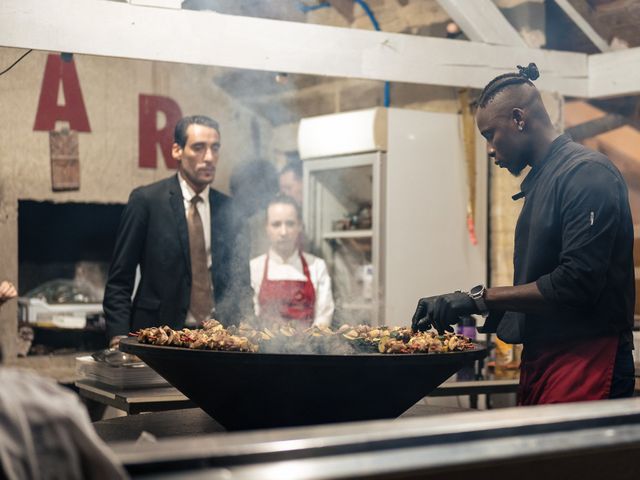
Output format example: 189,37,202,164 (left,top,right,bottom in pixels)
411,291,478,333
0,281,17,306
109,335,127,349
